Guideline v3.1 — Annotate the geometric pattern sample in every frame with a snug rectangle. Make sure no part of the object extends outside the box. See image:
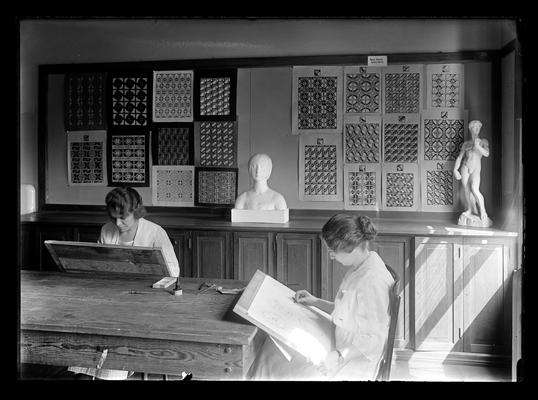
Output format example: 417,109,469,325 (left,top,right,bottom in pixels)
64,73,106,131
195,168,237,206
427,64,464,109
344,115,381,163
344,66,381,114
386,172,415,207
343,163,381,211
422,108,468,161
152,70,193,122
299,133,343,201
194,69,237,120
67,131,106,186
197,121,237,167
109,75,149,127
152,165,194,207
383,119,419,163
199,77,231,116
426,170,453,206
292,66,343,135
108,133,149,186
154,125,193,165
382,163,418,211
382,65,423,114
